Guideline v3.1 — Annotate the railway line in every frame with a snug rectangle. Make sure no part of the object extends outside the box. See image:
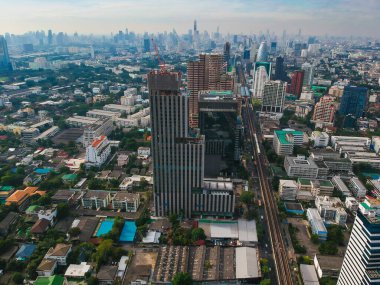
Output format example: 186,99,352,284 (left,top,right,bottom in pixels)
243,104,293,285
